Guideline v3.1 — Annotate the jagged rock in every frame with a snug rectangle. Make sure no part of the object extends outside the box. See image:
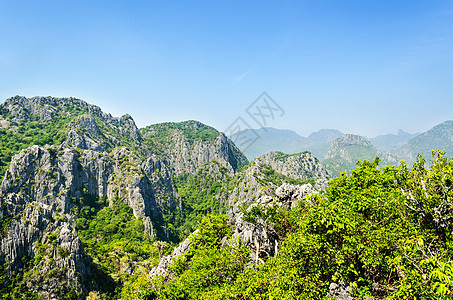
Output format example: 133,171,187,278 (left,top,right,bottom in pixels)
0,116,9,129
229,211,278,262
274,182,316,208
0,144,179,297
164,132,244,177
227,151,329,217
326,281,355,300
326,281,375,300
149,230,197,279
255,151,330,182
